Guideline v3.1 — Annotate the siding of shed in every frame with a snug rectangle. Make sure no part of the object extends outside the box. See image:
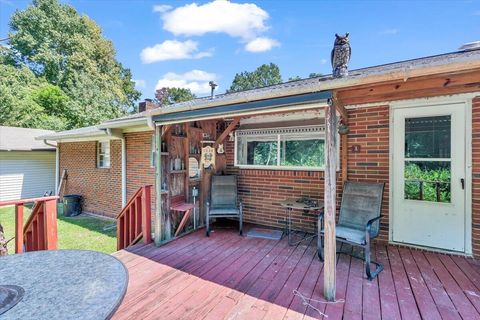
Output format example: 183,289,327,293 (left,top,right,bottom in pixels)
0,151,56,201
